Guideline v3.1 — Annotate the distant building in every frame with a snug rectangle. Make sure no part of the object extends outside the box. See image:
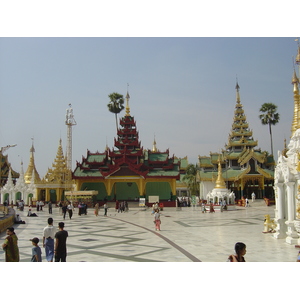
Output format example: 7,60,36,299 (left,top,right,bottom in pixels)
73,92,181,203
198,83,275,200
